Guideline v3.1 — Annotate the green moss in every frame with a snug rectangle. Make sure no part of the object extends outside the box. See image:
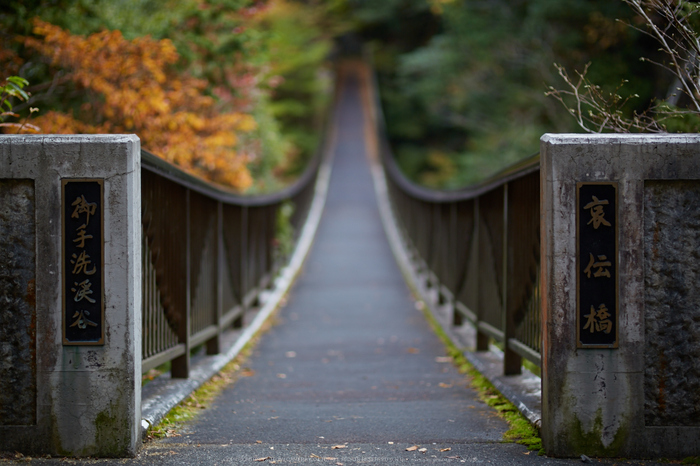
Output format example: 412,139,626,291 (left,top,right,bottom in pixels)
144,317,279,440
682,457,700,465
94,405,129,456
564,408,628,457
50,411,72,457
144,288,286,440
50,397,130,456
415,299,543,453
146,342,255,439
